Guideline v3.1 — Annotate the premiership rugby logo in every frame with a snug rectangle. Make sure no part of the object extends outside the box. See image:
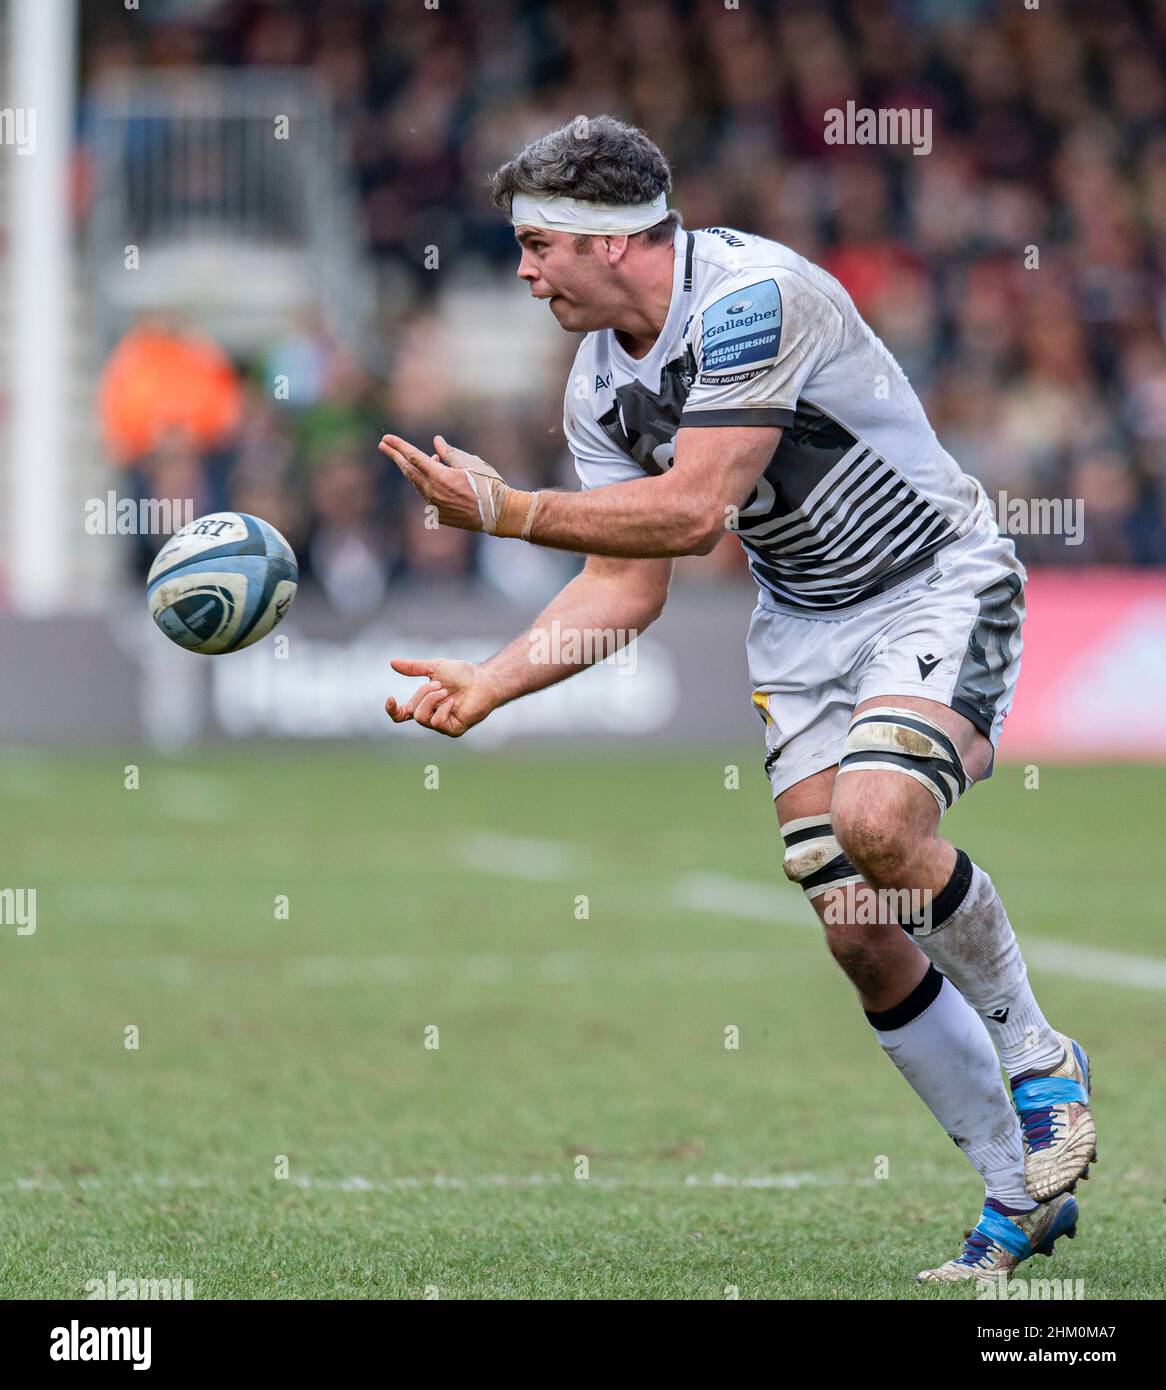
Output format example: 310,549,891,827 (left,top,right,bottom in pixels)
700,280,784,374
